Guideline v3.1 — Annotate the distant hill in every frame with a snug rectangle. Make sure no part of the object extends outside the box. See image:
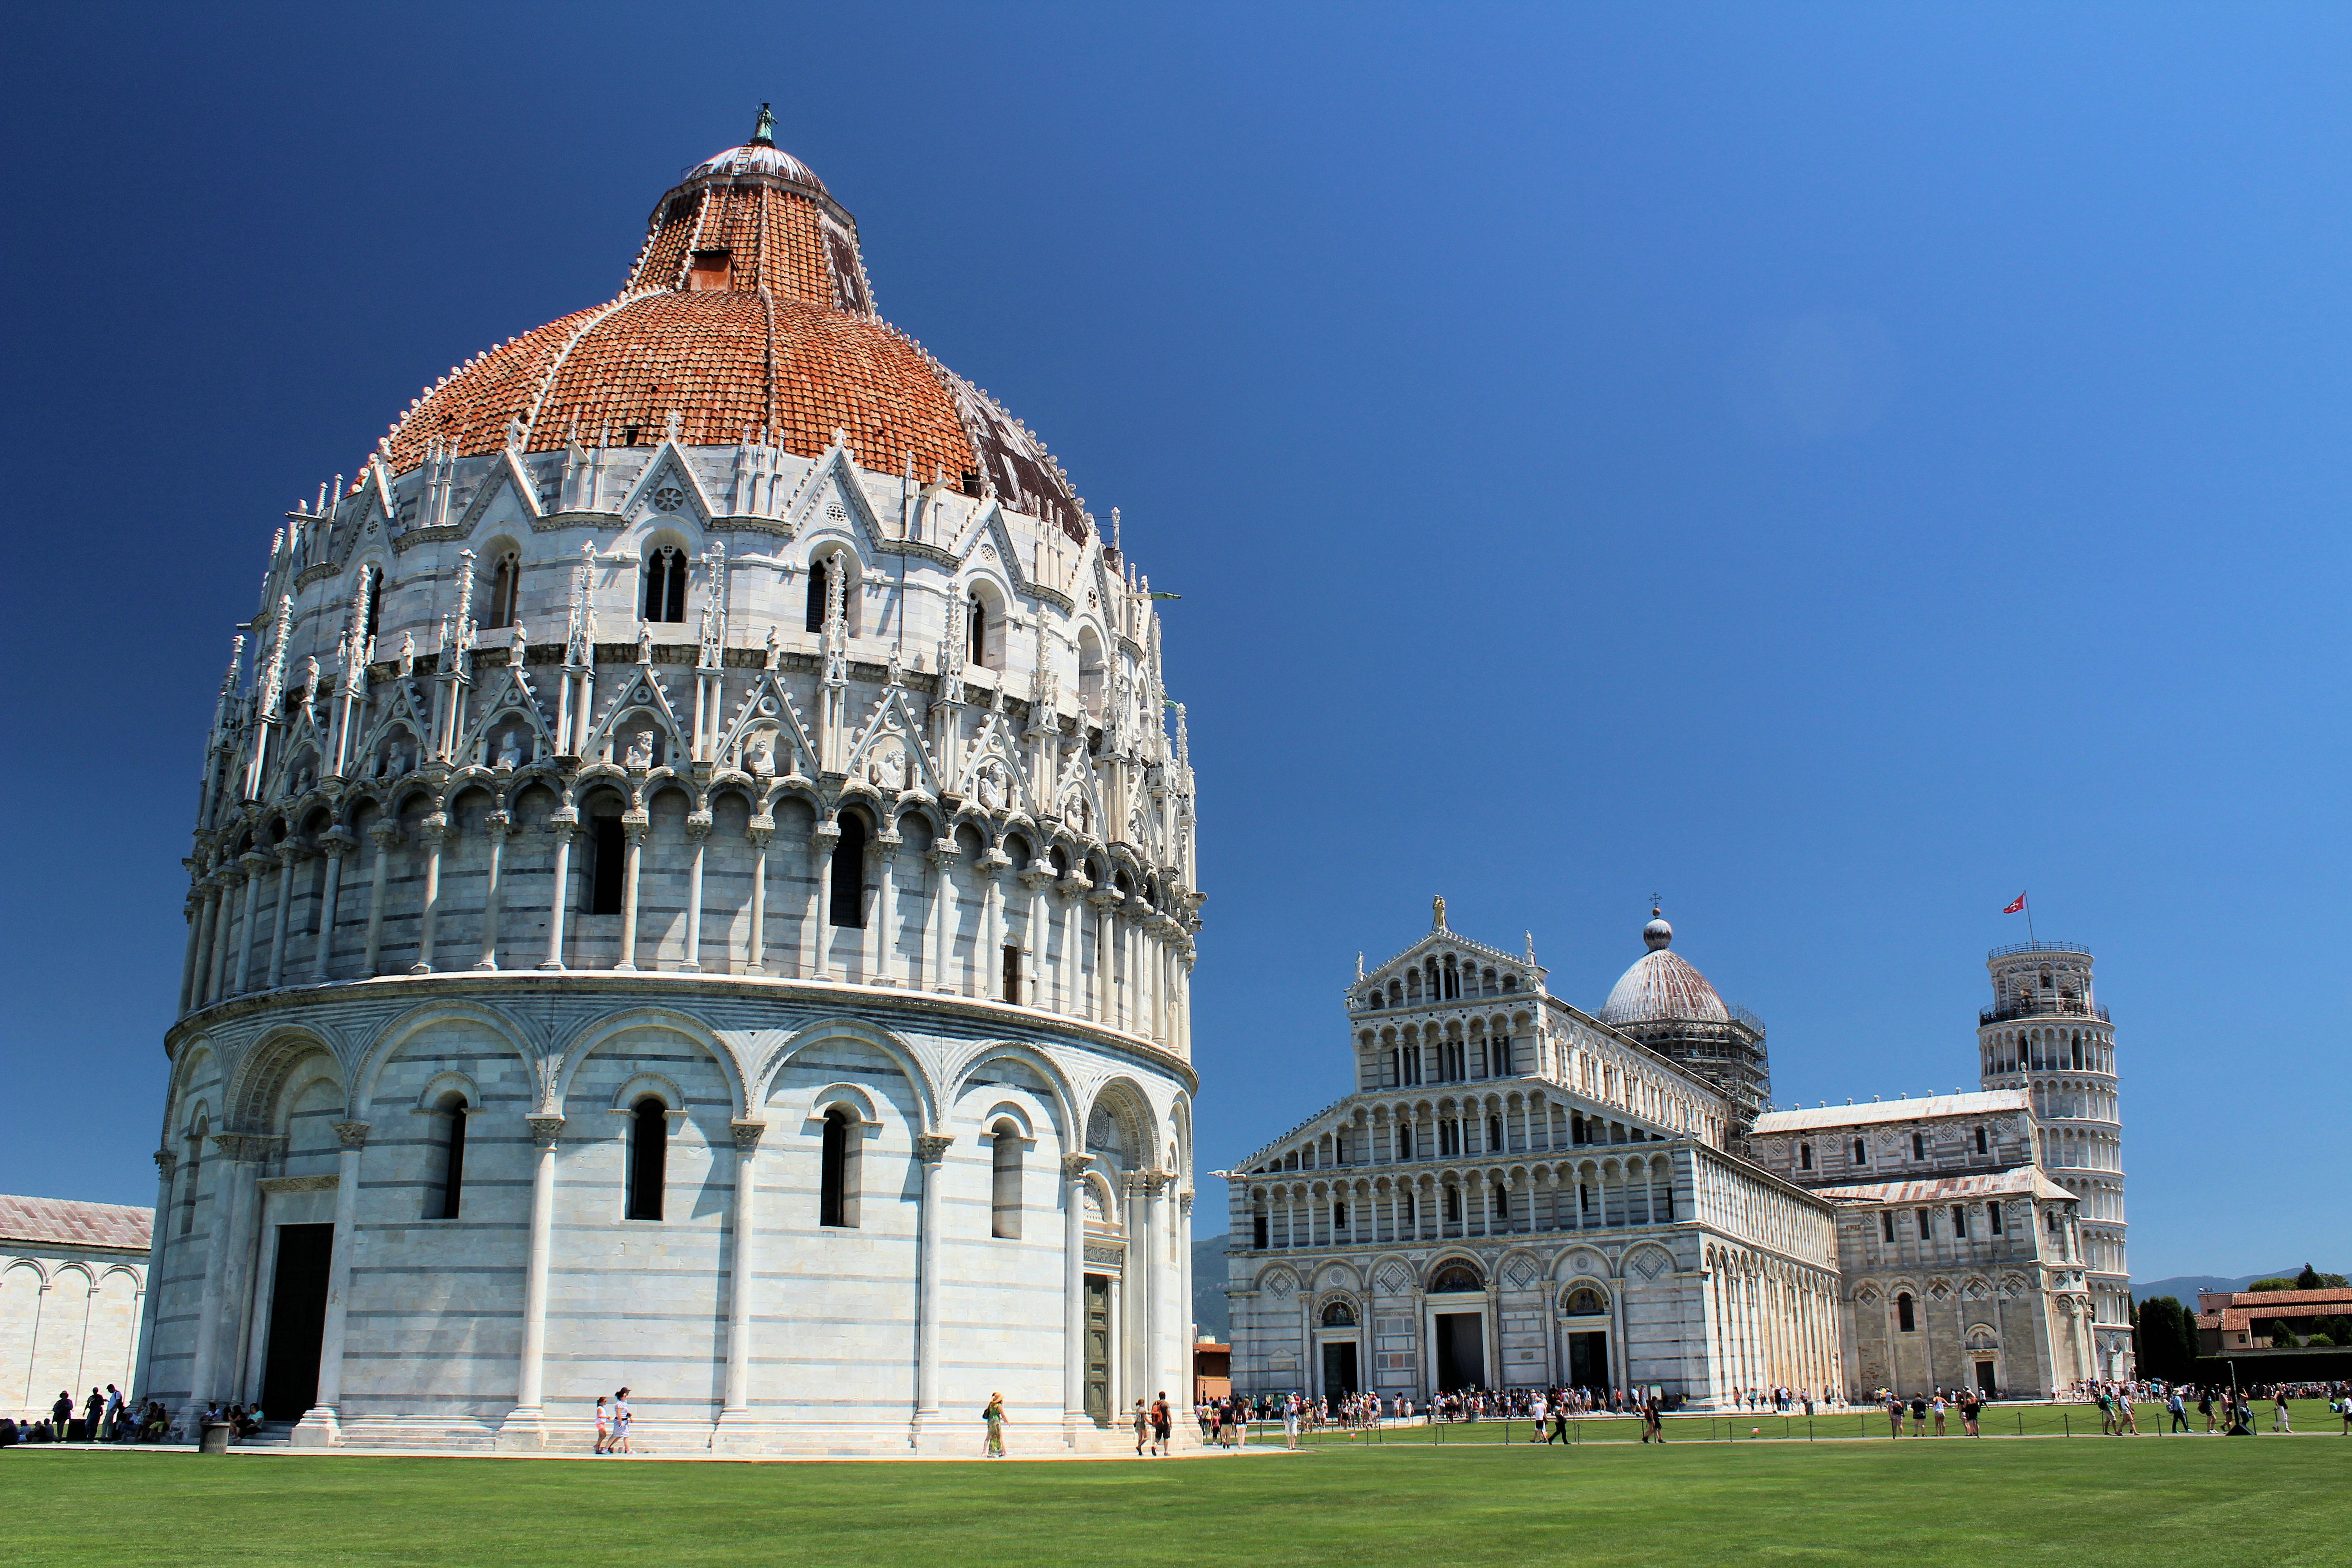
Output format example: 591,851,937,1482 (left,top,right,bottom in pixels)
1194,1233,1230,1340
2132,1270,2301,1304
